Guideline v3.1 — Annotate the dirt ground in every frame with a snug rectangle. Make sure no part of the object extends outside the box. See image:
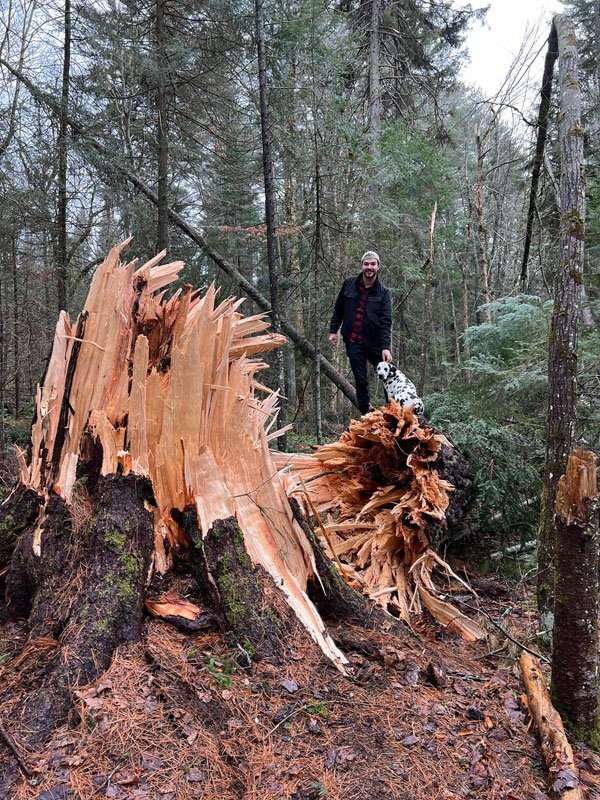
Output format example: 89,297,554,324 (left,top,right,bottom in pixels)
3,568,599,800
